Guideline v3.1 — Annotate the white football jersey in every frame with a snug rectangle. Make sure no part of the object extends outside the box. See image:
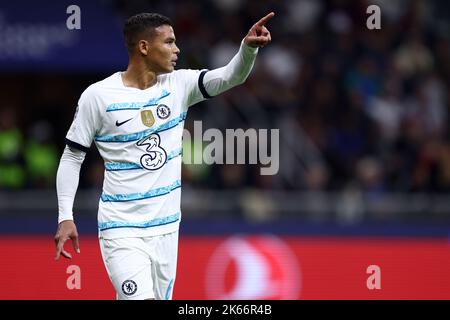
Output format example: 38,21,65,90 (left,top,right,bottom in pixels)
66,70,207,239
